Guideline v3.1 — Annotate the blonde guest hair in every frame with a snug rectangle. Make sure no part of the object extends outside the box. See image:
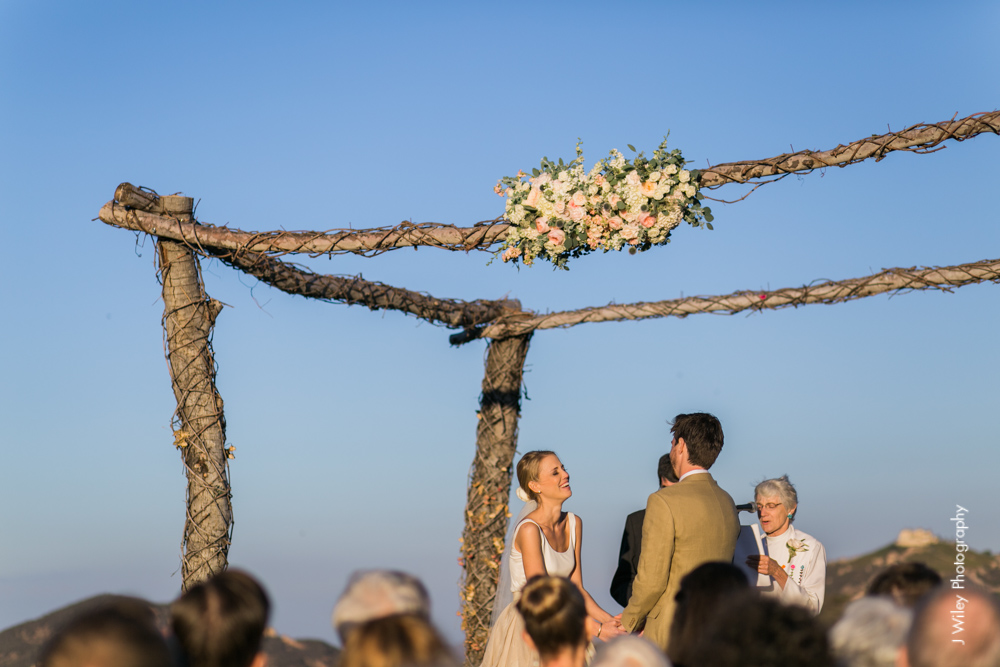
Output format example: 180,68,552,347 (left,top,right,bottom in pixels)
516,576,587,661
339,614,457,667
516,451,557,503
